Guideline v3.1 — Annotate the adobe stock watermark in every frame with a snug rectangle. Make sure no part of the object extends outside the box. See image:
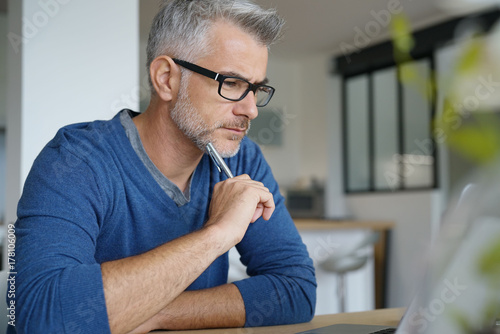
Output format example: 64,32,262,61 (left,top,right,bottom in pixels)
435,74,500,136
244,257,315,328
310,234,341,264
110,74,151,113
66,295,102,334
247,107,296,146
7,0,73,54
6,223,17,327
399,277,467,334
340,0,409,64
384,74,500,190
